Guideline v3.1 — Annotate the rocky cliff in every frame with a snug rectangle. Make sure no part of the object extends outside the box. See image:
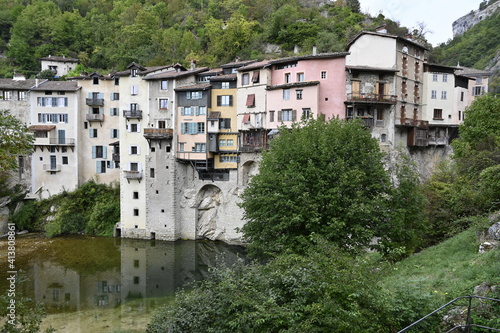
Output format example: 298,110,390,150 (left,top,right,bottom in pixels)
452,1,500,37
